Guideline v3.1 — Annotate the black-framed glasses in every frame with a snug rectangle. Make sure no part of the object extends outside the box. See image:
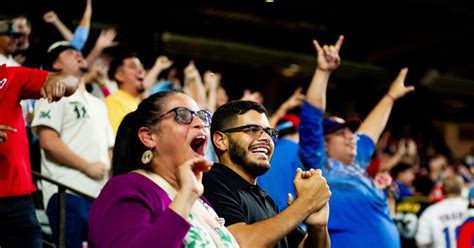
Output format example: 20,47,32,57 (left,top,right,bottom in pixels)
221,124,278,141
159,107,212,127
